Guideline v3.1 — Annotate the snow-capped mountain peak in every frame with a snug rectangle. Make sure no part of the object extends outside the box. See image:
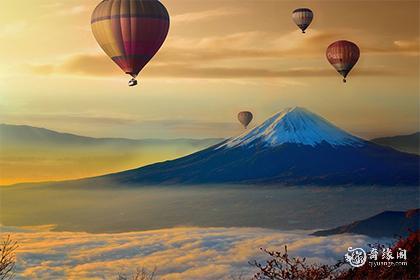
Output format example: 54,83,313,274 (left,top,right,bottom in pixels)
218,107,364,148
105,106,418,186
